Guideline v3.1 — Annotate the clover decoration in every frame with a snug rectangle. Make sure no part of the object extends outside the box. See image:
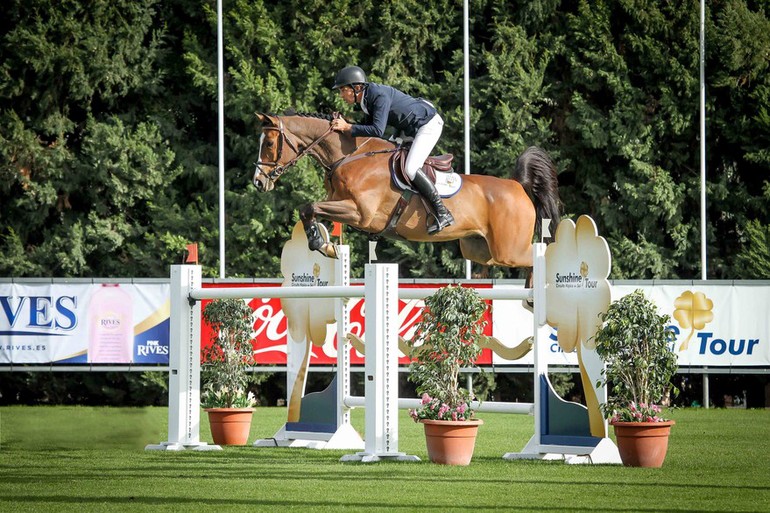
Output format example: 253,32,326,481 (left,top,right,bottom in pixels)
280,222,337,347
544,215,612,438
673,291,714,351
545,216,612,354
